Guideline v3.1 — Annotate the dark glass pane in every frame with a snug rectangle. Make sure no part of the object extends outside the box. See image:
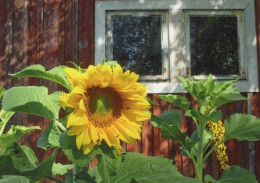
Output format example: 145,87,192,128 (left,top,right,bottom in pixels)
111,14,162,75
190,16,239,75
